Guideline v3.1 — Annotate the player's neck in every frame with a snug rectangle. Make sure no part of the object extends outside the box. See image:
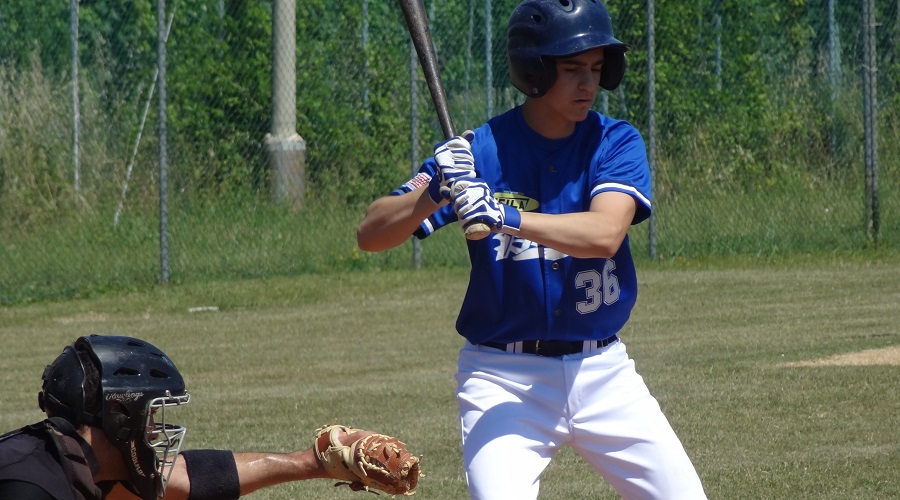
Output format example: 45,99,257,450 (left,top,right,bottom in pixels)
81,426,129,481
521,99,577,139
